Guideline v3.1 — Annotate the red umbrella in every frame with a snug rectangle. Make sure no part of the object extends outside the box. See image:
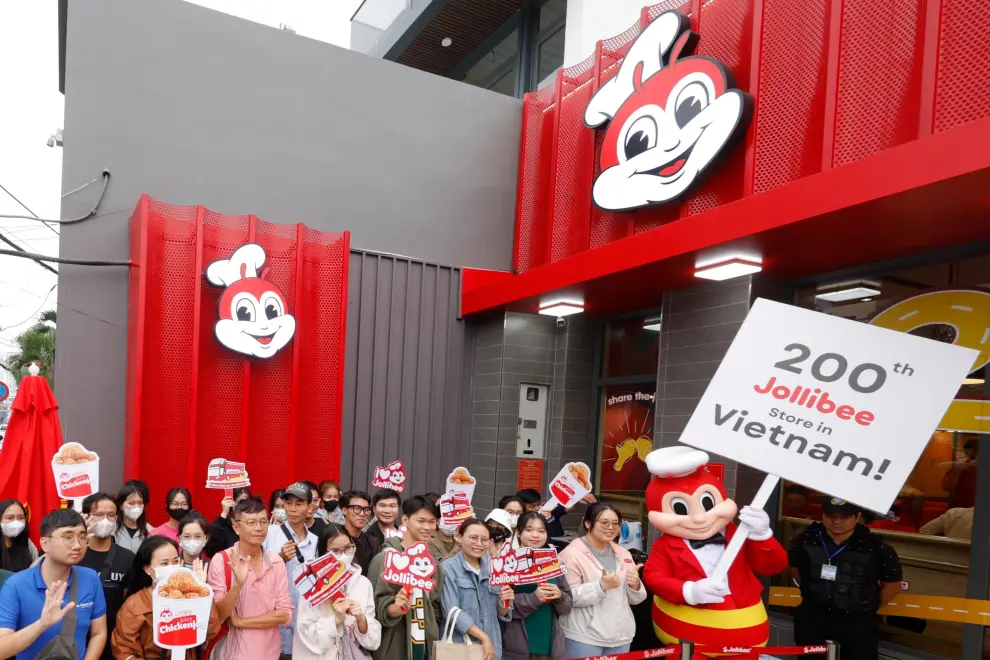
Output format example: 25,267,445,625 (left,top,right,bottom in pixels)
0,365,64,544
